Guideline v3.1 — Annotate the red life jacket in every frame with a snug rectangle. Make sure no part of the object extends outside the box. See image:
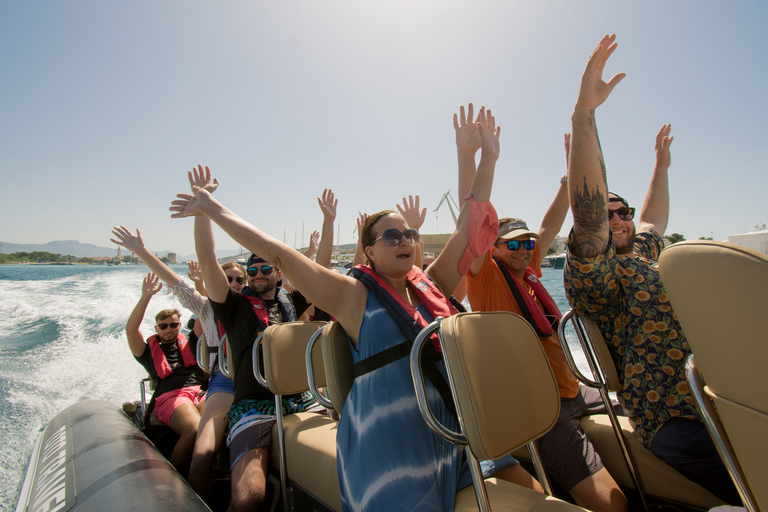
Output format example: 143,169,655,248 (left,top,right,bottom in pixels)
492,258,562,337
147,333,197,379
353,264,457,352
